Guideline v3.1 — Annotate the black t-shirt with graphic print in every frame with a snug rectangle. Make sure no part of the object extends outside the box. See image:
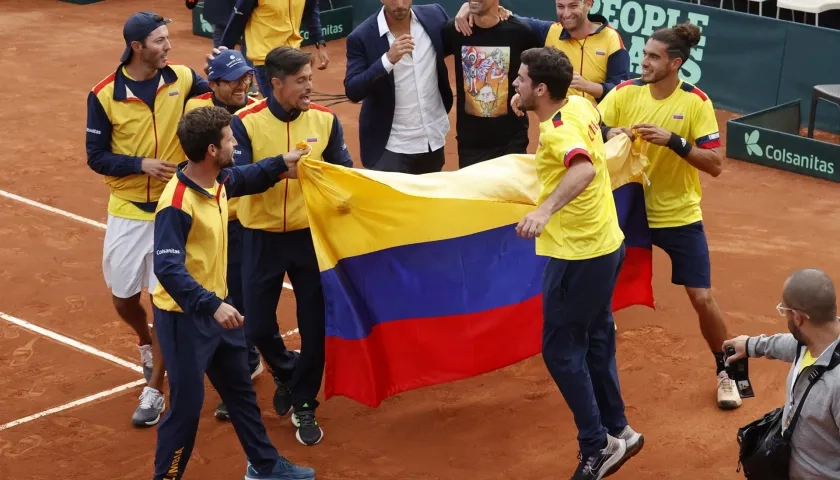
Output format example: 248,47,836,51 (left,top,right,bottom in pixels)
442,17,541,149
